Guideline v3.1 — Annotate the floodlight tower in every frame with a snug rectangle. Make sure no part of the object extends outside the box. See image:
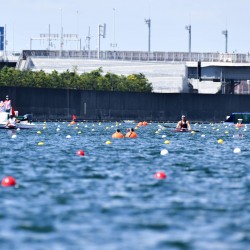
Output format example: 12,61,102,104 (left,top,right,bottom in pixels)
145,18,151,57
185,25,191,53
222,29,228,53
